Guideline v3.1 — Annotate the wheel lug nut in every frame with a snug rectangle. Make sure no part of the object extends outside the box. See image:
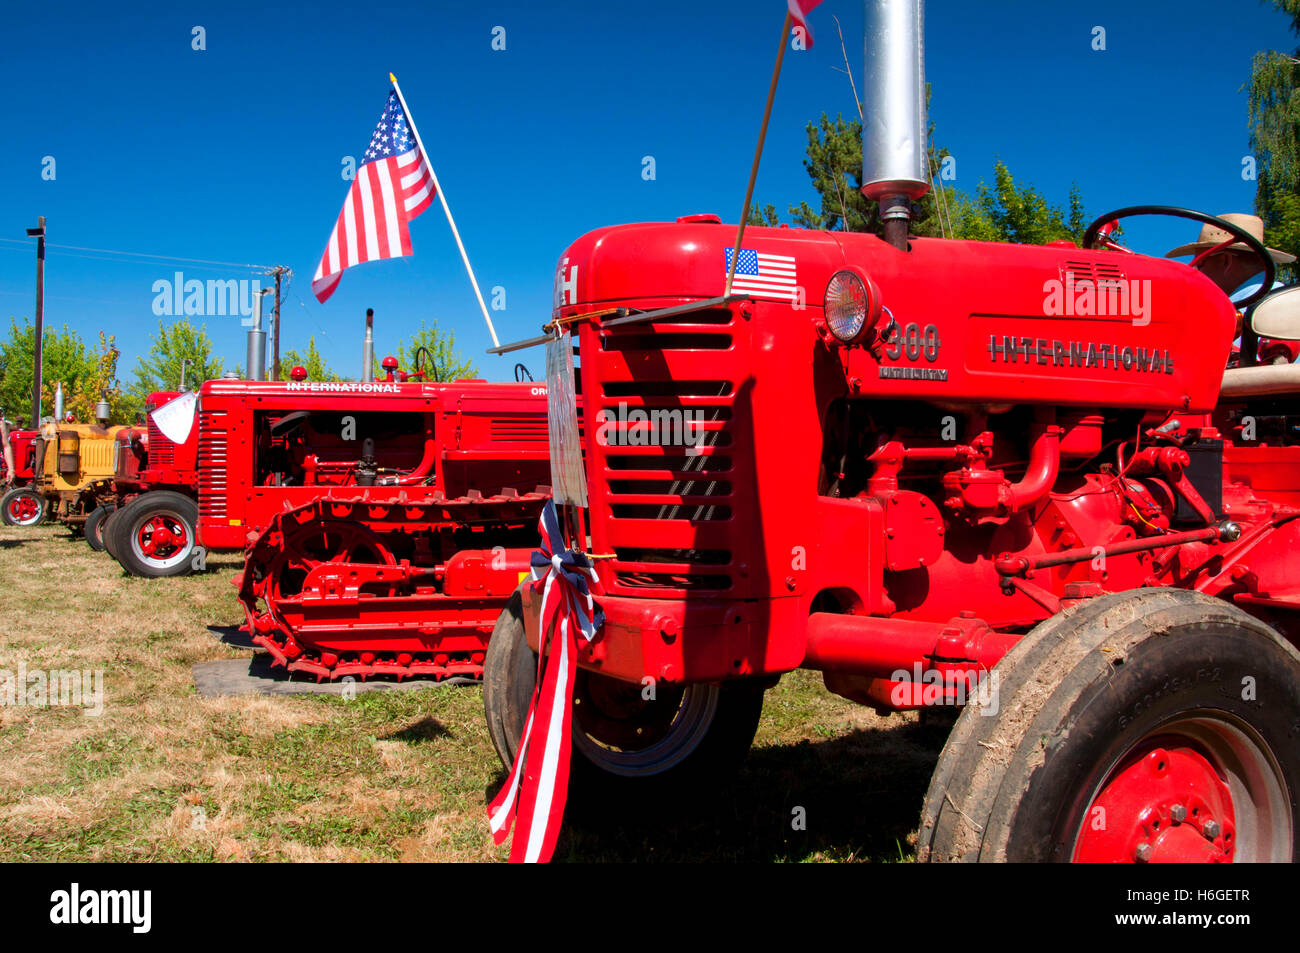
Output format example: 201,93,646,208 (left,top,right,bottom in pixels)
1135,843,1153,862
1170,805,1186,823
1203,820,1221,840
